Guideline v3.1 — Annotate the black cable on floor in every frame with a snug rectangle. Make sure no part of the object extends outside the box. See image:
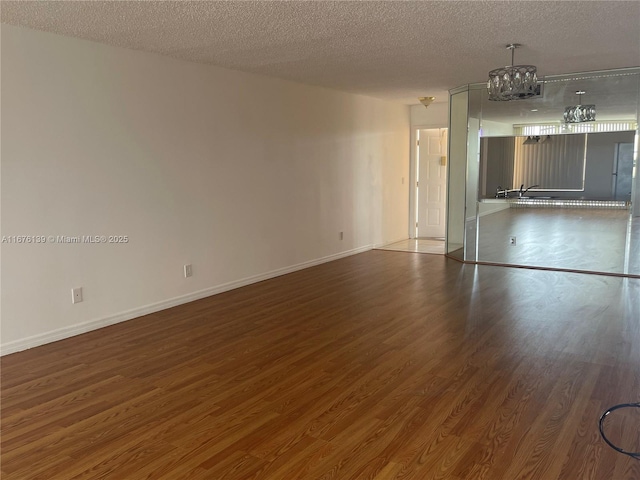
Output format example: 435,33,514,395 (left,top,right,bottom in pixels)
598,402,640,459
